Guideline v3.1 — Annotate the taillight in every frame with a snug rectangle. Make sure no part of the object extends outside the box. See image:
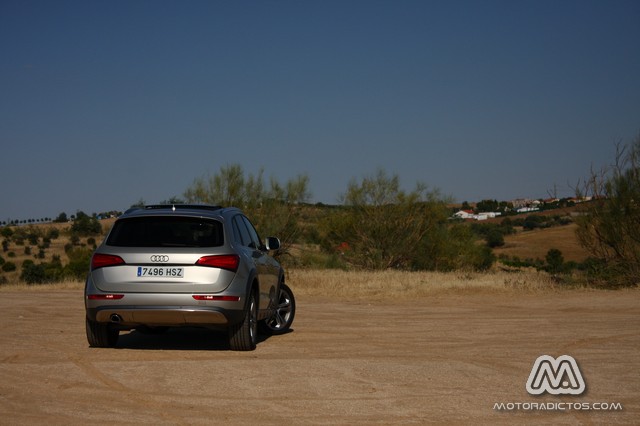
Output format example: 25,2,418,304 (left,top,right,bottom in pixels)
87,294,125,300
195,254,240,272
91,253,125,270
192,295,241,301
